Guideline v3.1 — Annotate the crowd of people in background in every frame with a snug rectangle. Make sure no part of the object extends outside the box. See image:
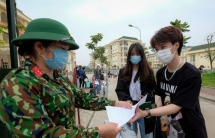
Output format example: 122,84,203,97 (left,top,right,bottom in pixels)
76,65,88,88
75,64,118,91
